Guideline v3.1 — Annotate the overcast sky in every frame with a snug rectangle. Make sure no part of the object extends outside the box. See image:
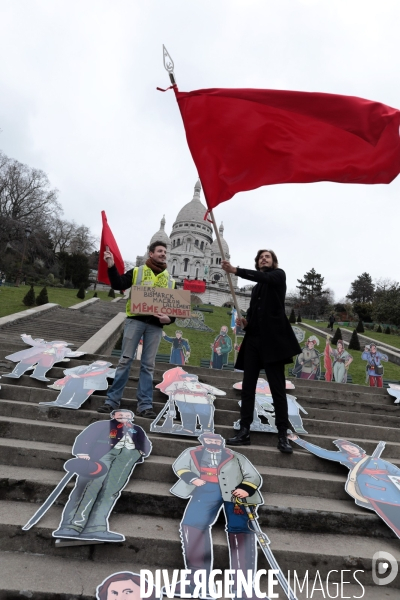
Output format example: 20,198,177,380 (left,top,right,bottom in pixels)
1,0,399,300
